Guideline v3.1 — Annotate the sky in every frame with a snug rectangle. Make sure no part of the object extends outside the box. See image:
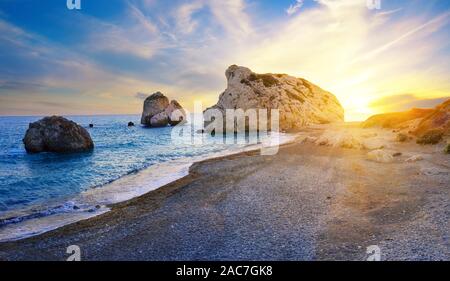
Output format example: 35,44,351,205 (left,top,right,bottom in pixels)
0,0,449,121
